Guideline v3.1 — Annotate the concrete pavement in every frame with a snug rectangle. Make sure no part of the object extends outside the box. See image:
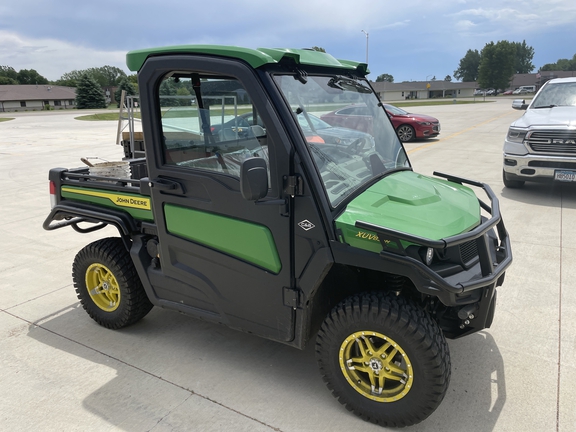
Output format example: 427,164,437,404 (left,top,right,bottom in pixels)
1,99,575,431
